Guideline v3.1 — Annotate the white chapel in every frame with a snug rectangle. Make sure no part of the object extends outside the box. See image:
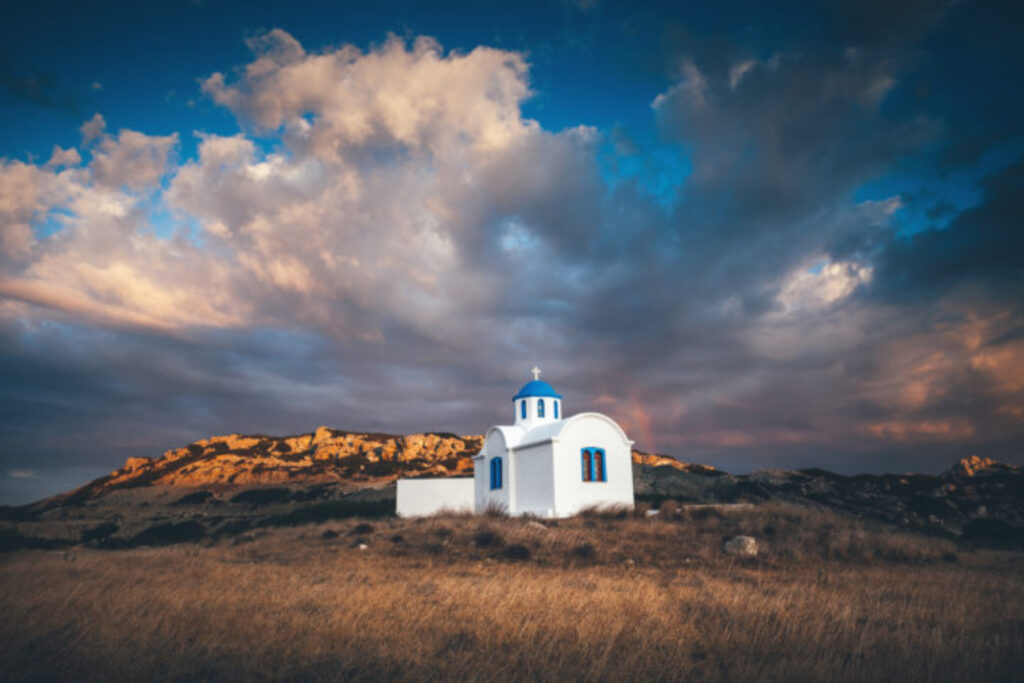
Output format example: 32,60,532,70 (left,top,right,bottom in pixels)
396,368,636,518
